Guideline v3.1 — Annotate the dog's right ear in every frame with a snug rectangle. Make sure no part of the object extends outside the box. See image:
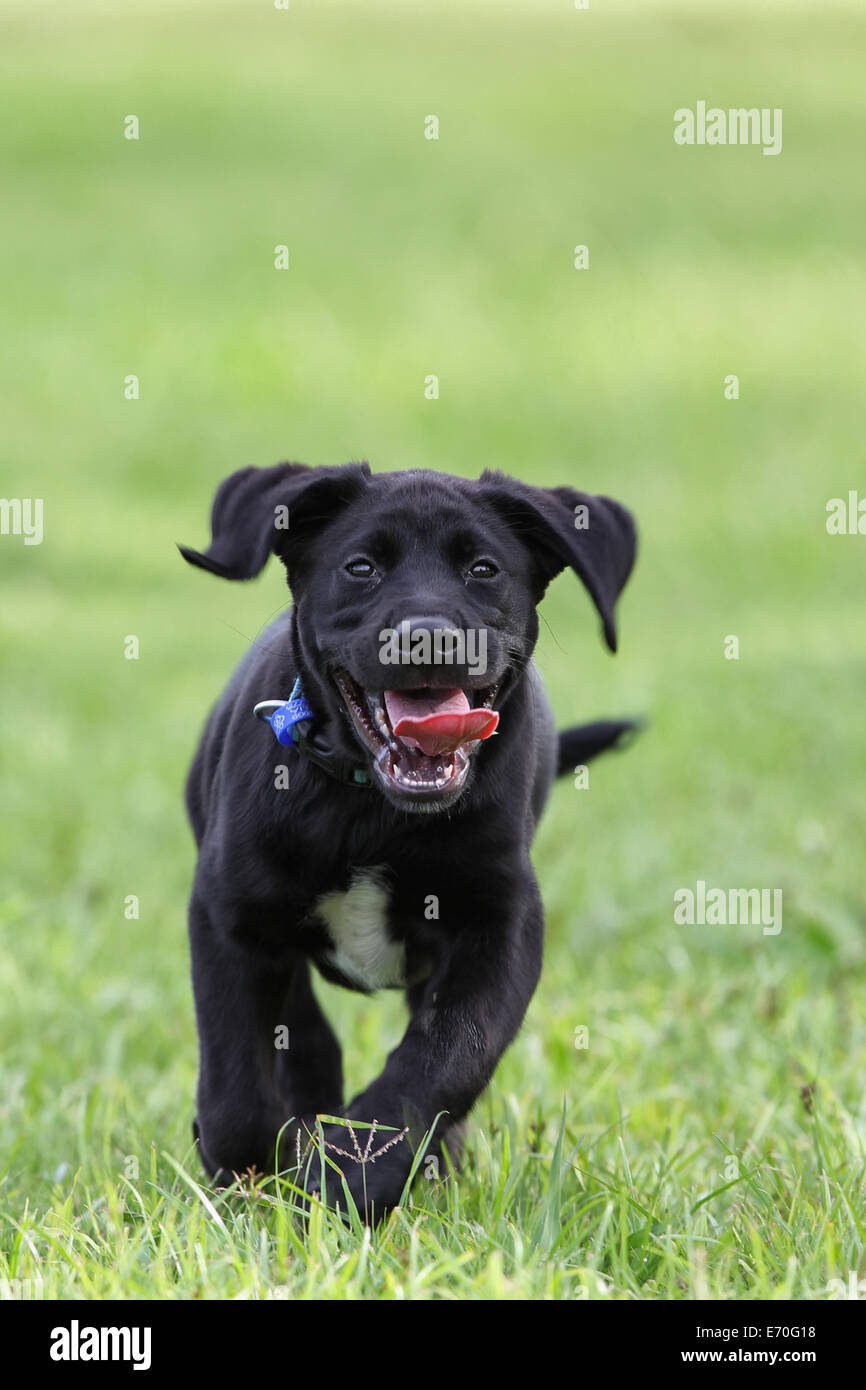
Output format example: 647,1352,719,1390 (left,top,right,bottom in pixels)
178,461,371,580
